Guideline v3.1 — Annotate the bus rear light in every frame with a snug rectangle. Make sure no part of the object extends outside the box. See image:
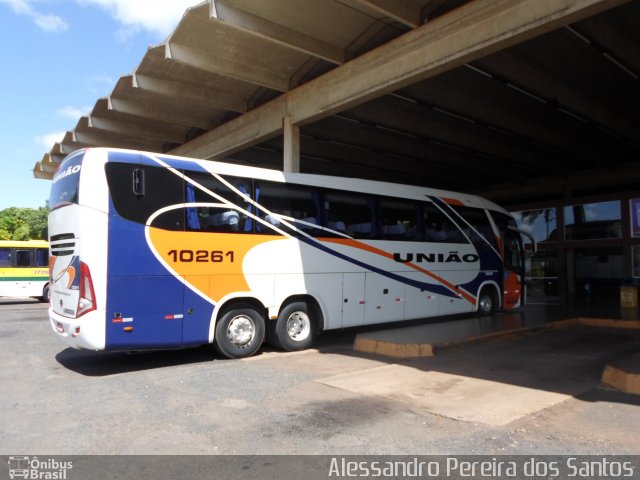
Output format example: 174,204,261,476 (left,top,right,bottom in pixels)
77,261,96,317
